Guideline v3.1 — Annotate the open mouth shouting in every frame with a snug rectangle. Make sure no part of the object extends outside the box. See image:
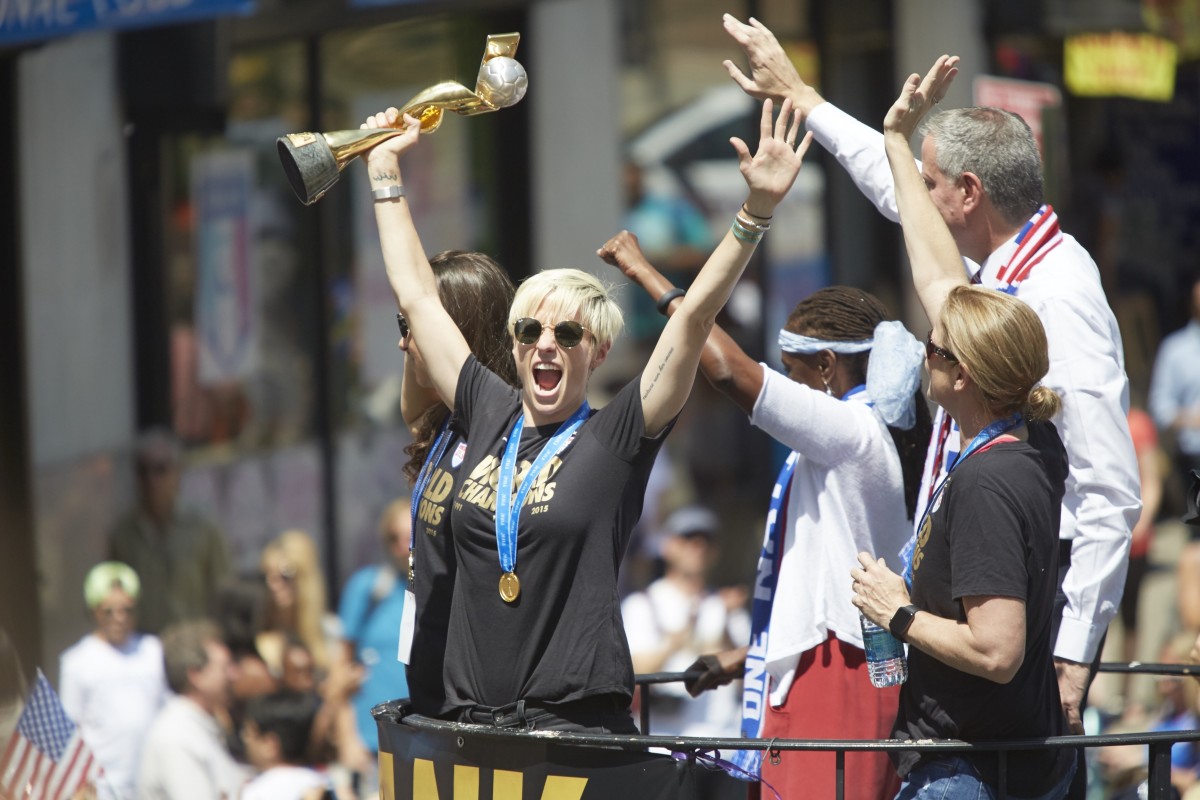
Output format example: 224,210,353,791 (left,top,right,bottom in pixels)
533,362,563,394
